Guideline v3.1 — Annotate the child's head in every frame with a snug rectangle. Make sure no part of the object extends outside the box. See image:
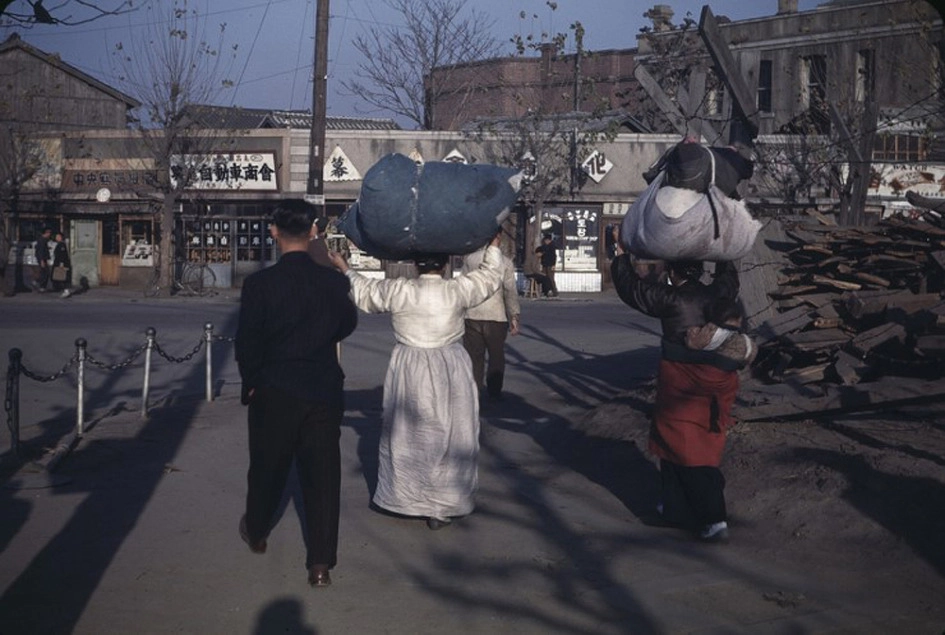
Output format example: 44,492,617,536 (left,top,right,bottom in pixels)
706,296,743,328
